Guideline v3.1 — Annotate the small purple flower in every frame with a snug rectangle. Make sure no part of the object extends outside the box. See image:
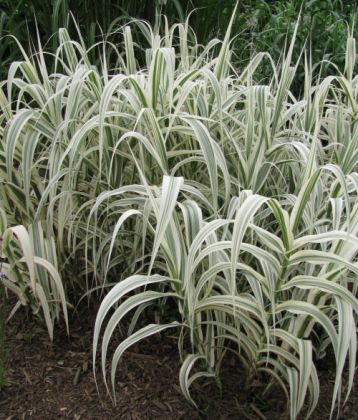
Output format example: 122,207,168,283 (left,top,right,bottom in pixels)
0,272,6,279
